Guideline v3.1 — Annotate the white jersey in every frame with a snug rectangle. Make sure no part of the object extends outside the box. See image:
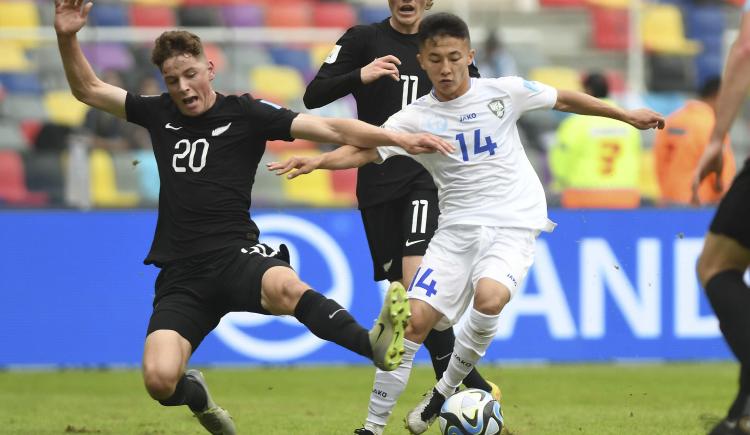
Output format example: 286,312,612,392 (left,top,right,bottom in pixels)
378,77,557,232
